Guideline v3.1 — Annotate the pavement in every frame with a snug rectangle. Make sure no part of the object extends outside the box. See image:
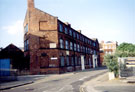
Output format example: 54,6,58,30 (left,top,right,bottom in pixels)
81,73,135,92
0,72,76,91
0,75,47,90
